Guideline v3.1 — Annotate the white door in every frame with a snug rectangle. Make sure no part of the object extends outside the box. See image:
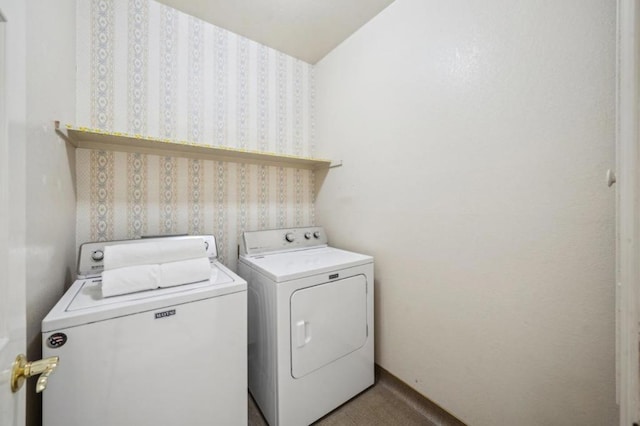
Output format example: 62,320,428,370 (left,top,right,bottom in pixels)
290,275,368,378
616,0,640,424
0,9,27,426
